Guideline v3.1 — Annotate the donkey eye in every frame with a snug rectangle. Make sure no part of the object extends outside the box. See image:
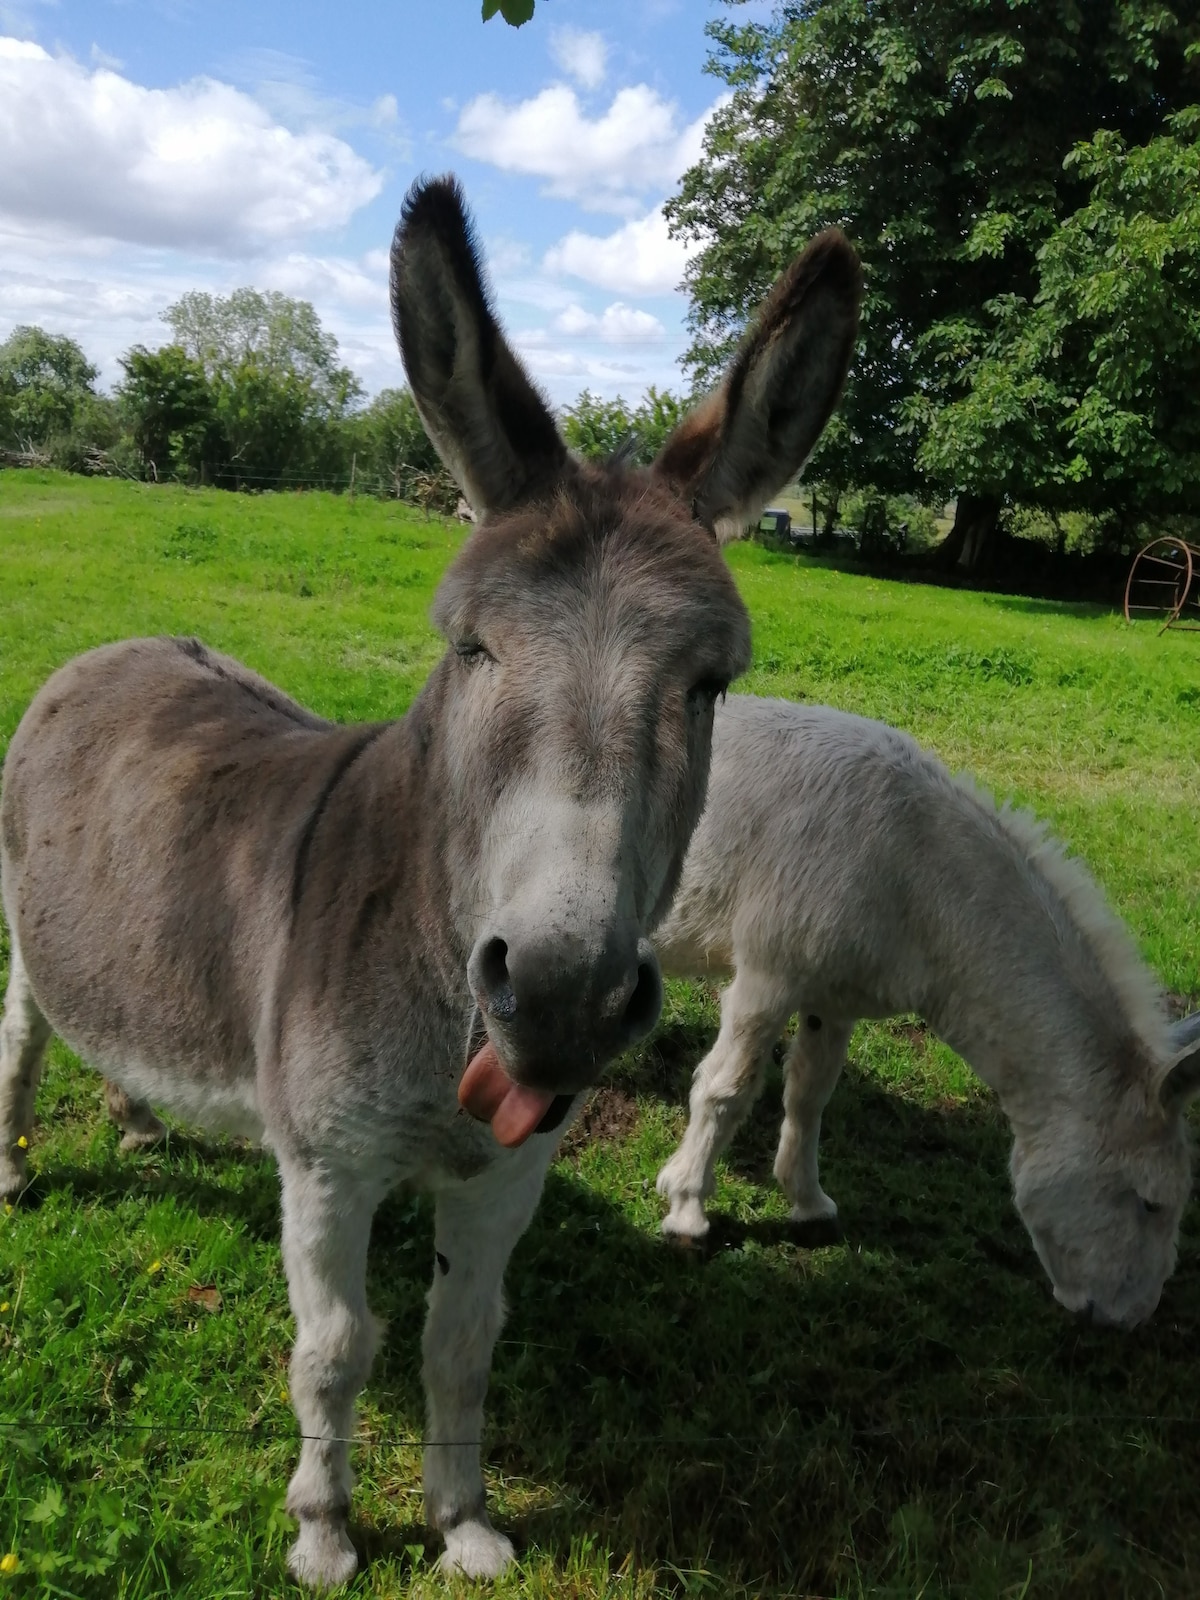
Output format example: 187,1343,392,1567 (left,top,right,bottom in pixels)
1139,1197,1164,1216
688,676,729,706
454,639,491,665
